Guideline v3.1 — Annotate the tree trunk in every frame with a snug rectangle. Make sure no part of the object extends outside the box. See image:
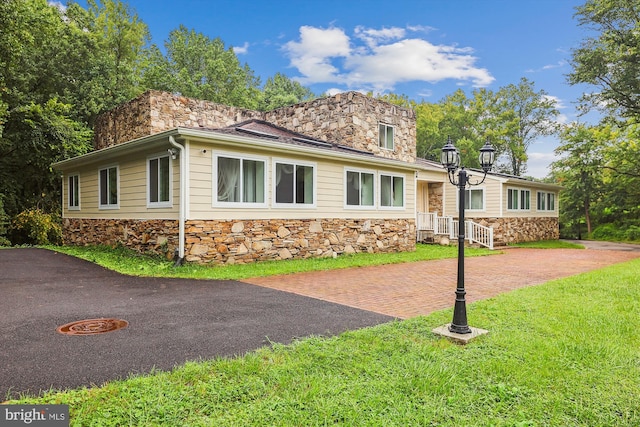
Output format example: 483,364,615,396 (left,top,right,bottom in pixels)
584,198,592,235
